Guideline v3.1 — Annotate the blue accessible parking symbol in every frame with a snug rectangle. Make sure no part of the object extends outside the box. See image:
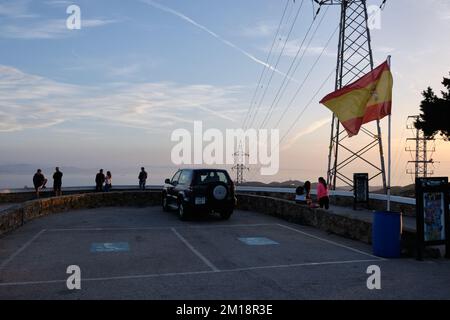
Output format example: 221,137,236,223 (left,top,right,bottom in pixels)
90,242,130,252
238,237,279,246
